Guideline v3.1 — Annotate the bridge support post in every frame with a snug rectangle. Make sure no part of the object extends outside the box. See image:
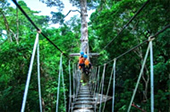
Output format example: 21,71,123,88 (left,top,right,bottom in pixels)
149,38,154,112
37,34,42,112
112,59,117,112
